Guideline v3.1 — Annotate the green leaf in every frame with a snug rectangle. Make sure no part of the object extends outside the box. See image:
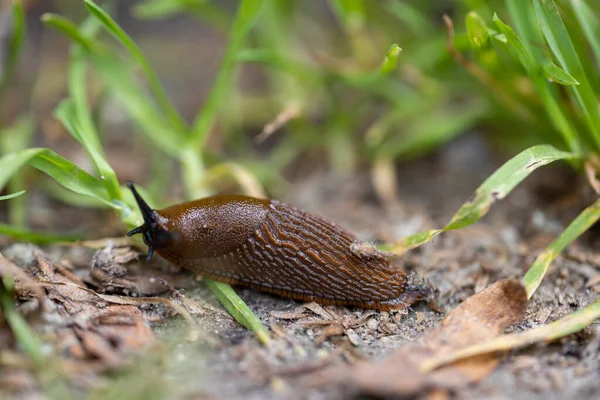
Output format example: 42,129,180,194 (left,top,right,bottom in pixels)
191,0,265,145
523,198,600,298
542,62,579,85
65,42,122,200
466,11,490,51
204,280,270,345
44,13,185,156
534,0,600,149
0,0,26,93
0,116,35,226
0,148,113,207
41,14,101,52
383,145,578,254
89,55,184,157
506,0,545,61
493,14,536,74
493,14,581,154
0,273,45,366
0,224,80,244
380,44,402,75
83,0,187,133
0,191,25,201
487,28,507,44
570,0,600,68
